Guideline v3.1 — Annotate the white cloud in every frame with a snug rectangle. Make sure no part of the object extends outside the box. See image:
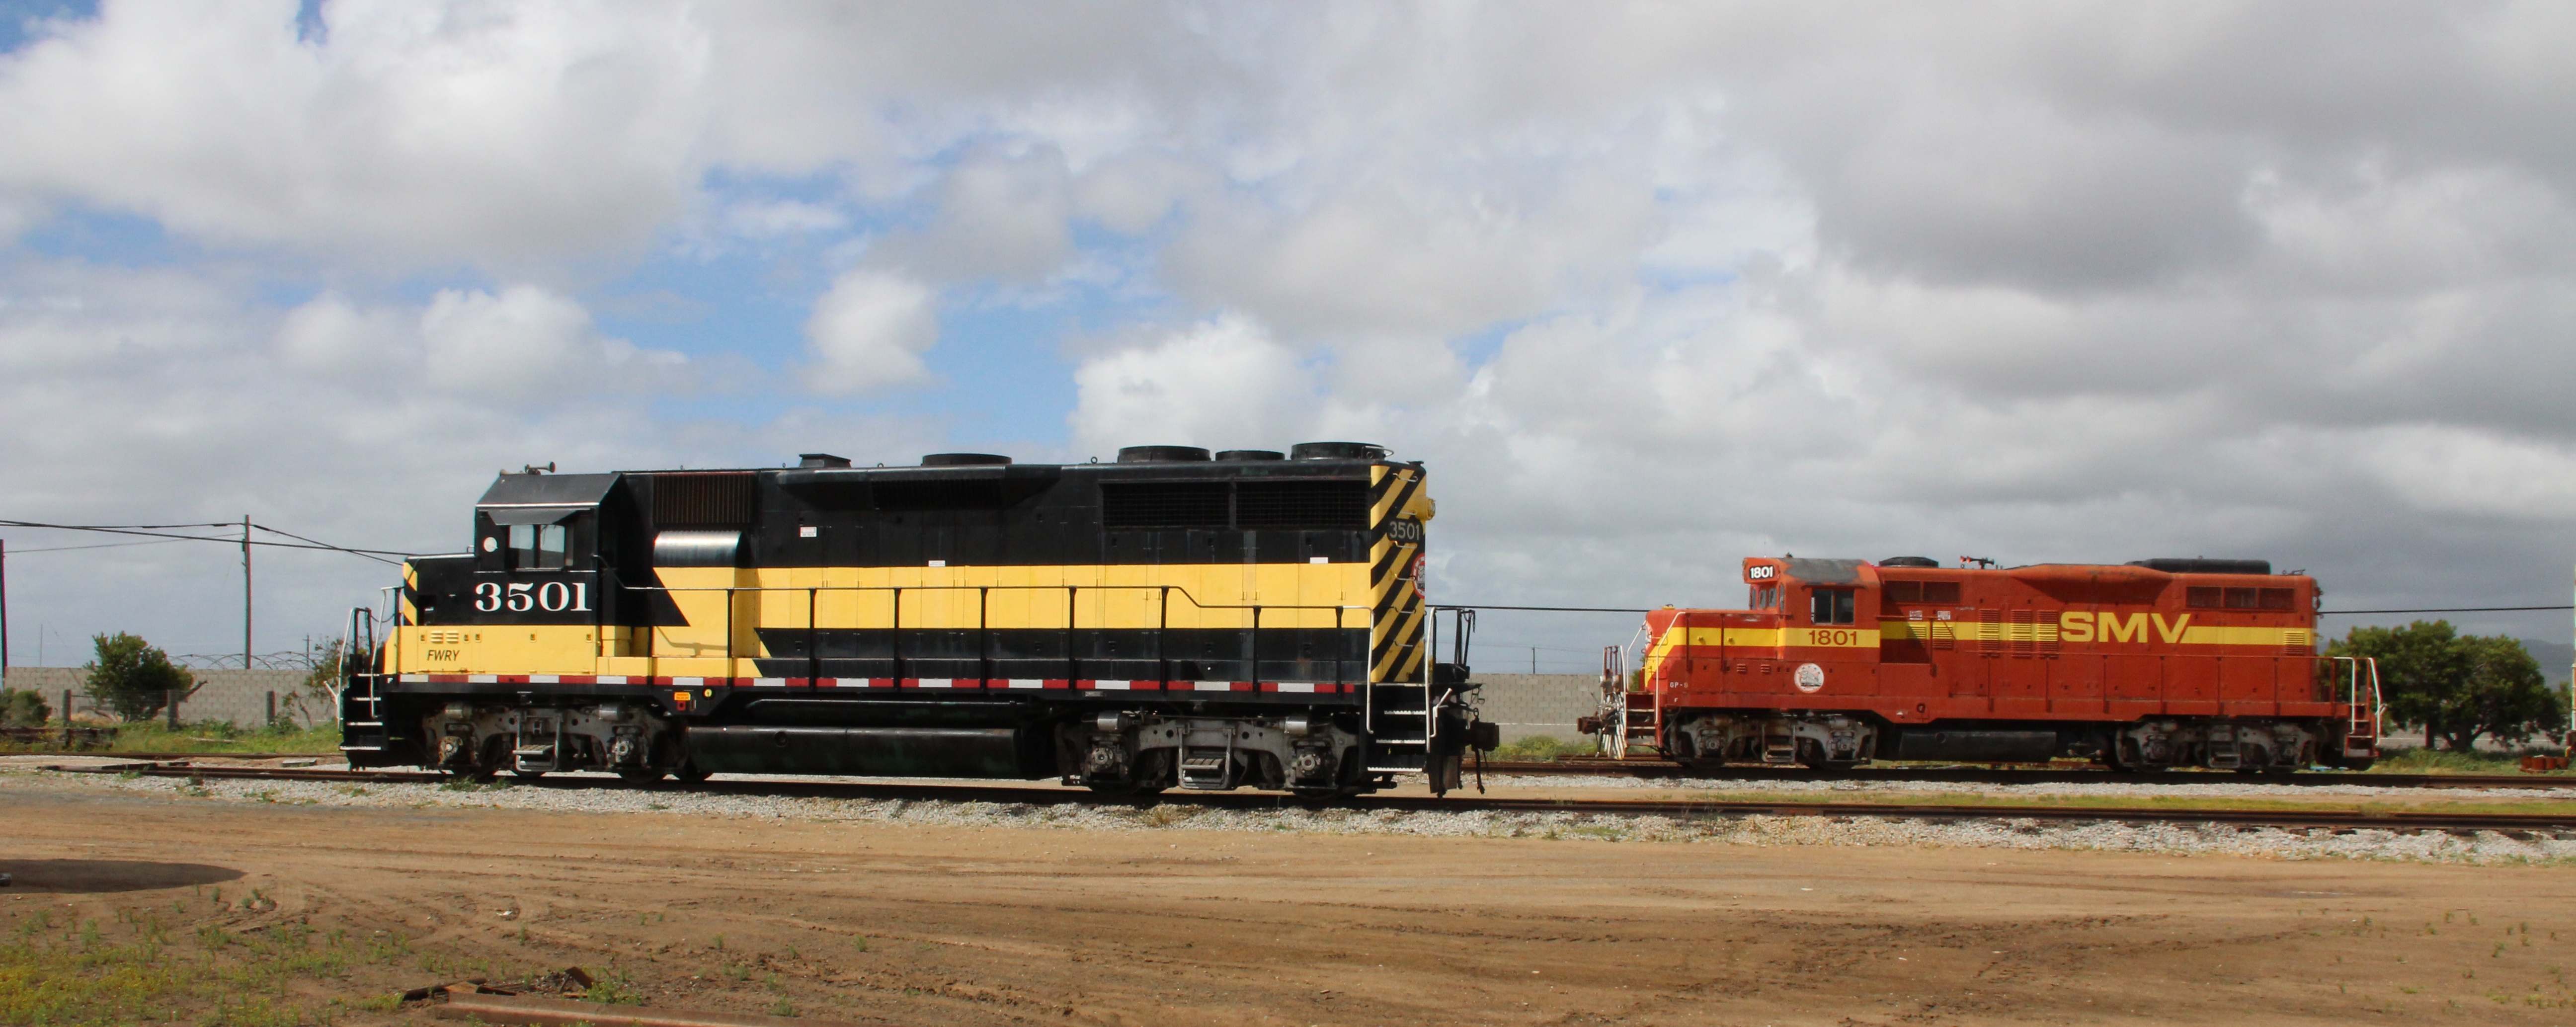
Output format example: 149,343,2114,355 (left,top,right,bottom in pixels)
801,270,937,395
721,199,847,240
0,0,714,268
1069,316,1370,456
273,291,408,374
418,285,687,396
873,144,1077,283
